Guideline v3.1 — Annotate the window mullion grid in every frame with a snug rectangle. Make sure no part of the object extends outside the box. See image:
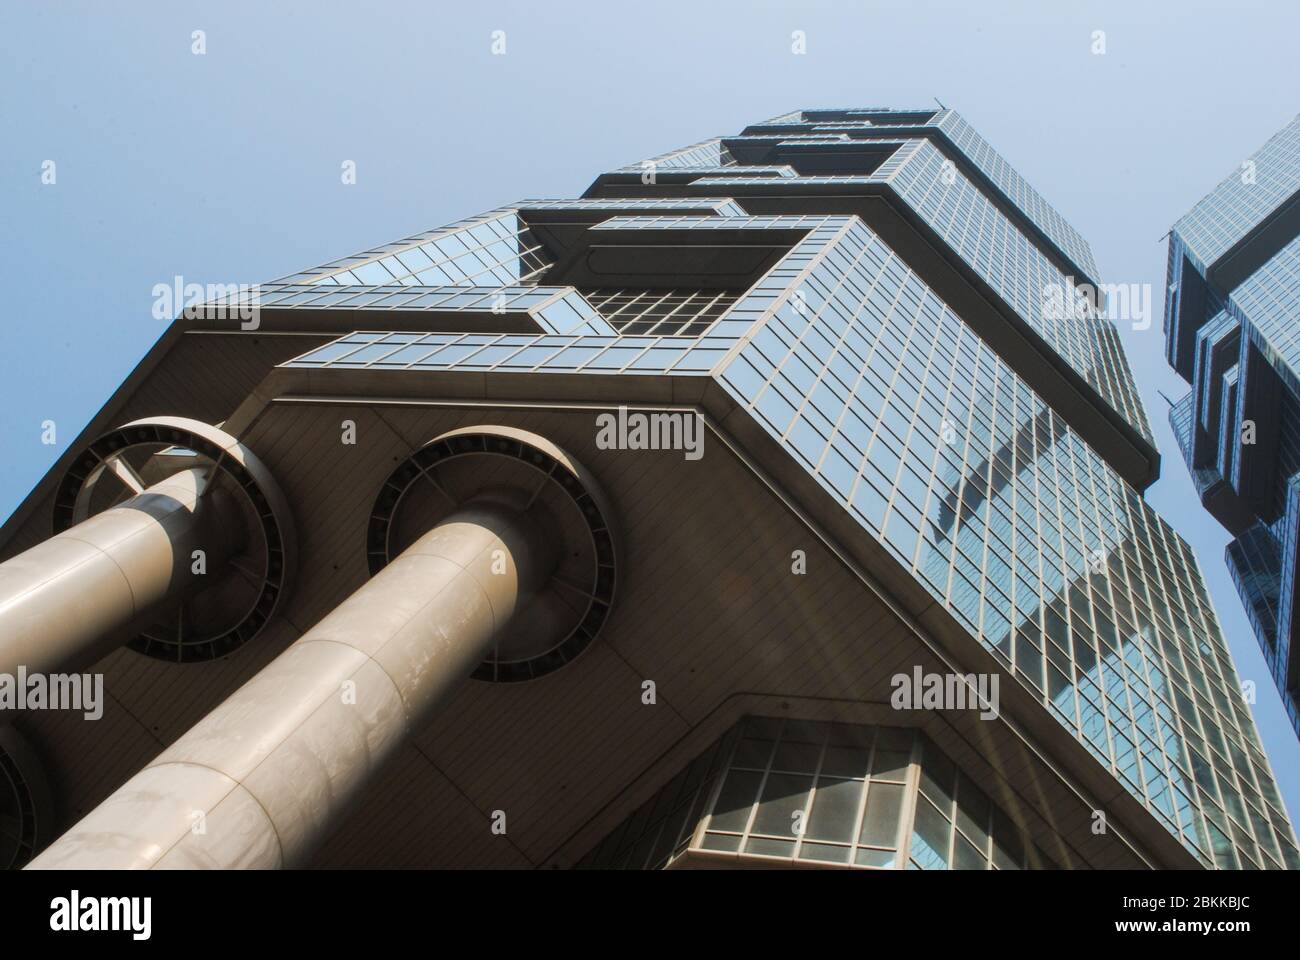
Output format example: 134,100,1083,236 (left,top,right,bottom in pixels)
736,721,782,854
792,726,831,862
897,729,923,868
846,725,878,868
